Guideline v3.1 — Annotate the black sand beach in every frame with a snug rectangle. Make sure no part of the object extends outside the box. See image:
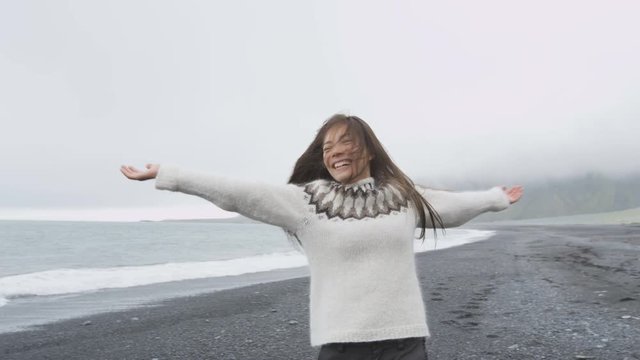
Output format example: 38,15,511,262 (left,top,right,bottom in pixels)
1,225,639,360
